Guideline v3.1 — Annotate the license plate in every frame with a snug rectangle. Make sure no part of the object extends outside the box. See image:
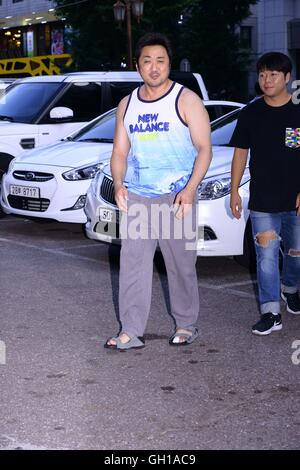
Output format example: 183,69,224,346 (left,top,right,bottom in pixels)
99,208,114,222
10,185,40,198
